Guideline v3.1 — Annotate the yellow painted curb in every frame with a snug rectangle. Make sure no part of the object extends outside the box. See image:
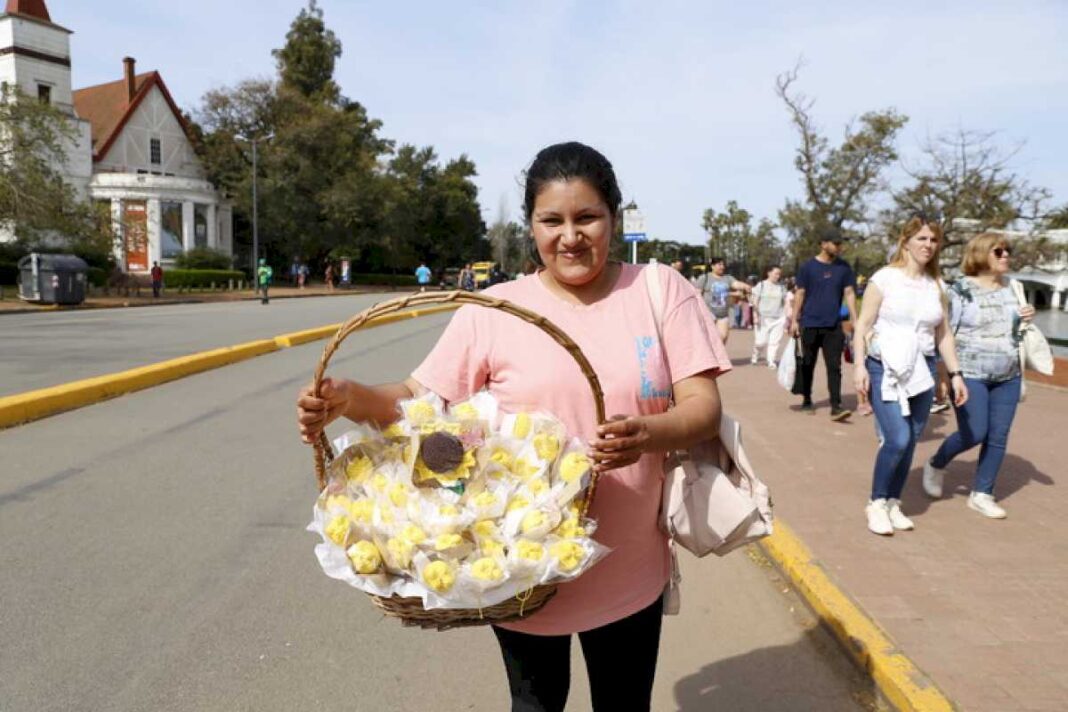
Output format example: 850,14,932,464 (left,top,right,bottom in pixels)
0,304,458,429
759,522,957,712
